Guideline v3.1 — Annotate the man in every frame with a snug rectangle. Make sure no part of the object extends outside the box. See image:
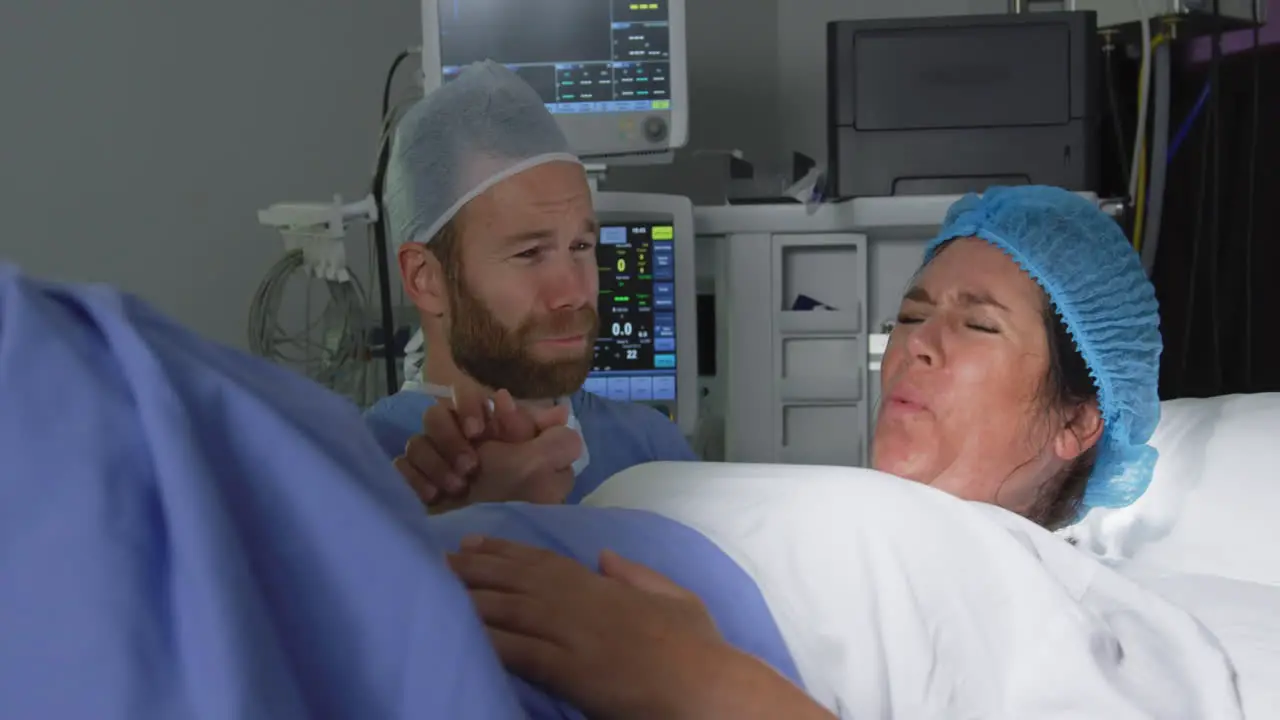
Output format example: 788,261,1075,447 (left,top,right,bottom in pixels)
365,61,695,510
